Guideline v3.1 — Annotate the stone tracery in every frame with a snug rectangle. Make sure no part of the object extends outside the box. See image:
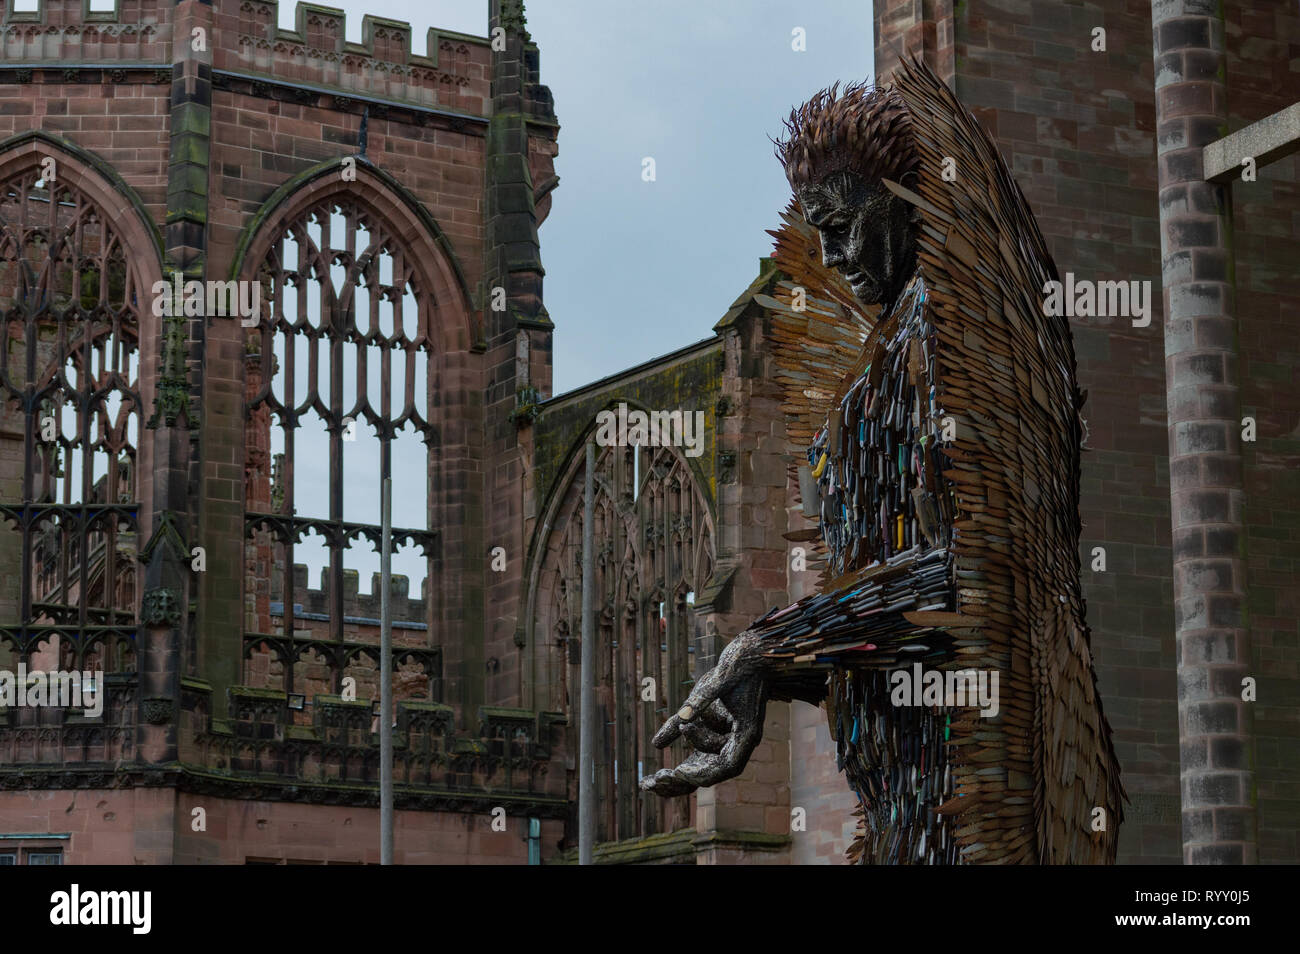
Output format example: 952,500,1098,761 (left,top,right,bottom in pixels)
0,160,145,676
530,436,714,841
